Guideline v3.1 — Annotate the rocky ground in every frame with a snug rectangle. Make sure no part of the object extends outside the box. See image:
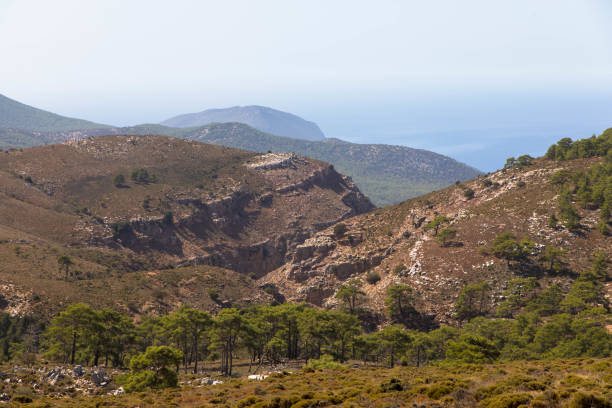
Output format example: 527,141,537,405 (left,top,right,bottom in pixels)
261,157,611,326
